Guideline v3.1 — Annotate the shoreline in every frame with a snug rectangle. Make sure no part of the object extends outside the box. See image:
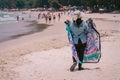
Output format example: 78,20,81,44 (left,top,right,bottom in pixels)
0,20,50,43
